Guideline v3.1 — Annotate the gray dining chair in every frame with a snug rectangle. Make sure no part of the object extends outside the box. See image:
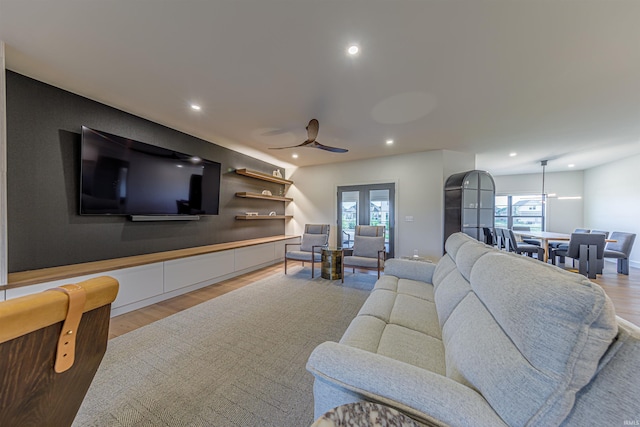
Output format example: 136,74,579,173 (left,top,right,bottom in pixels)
553,228,591,264
503,228,545,261
551,232,605,279
284,224,330,278
512,225,541,246
604,232,636,275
